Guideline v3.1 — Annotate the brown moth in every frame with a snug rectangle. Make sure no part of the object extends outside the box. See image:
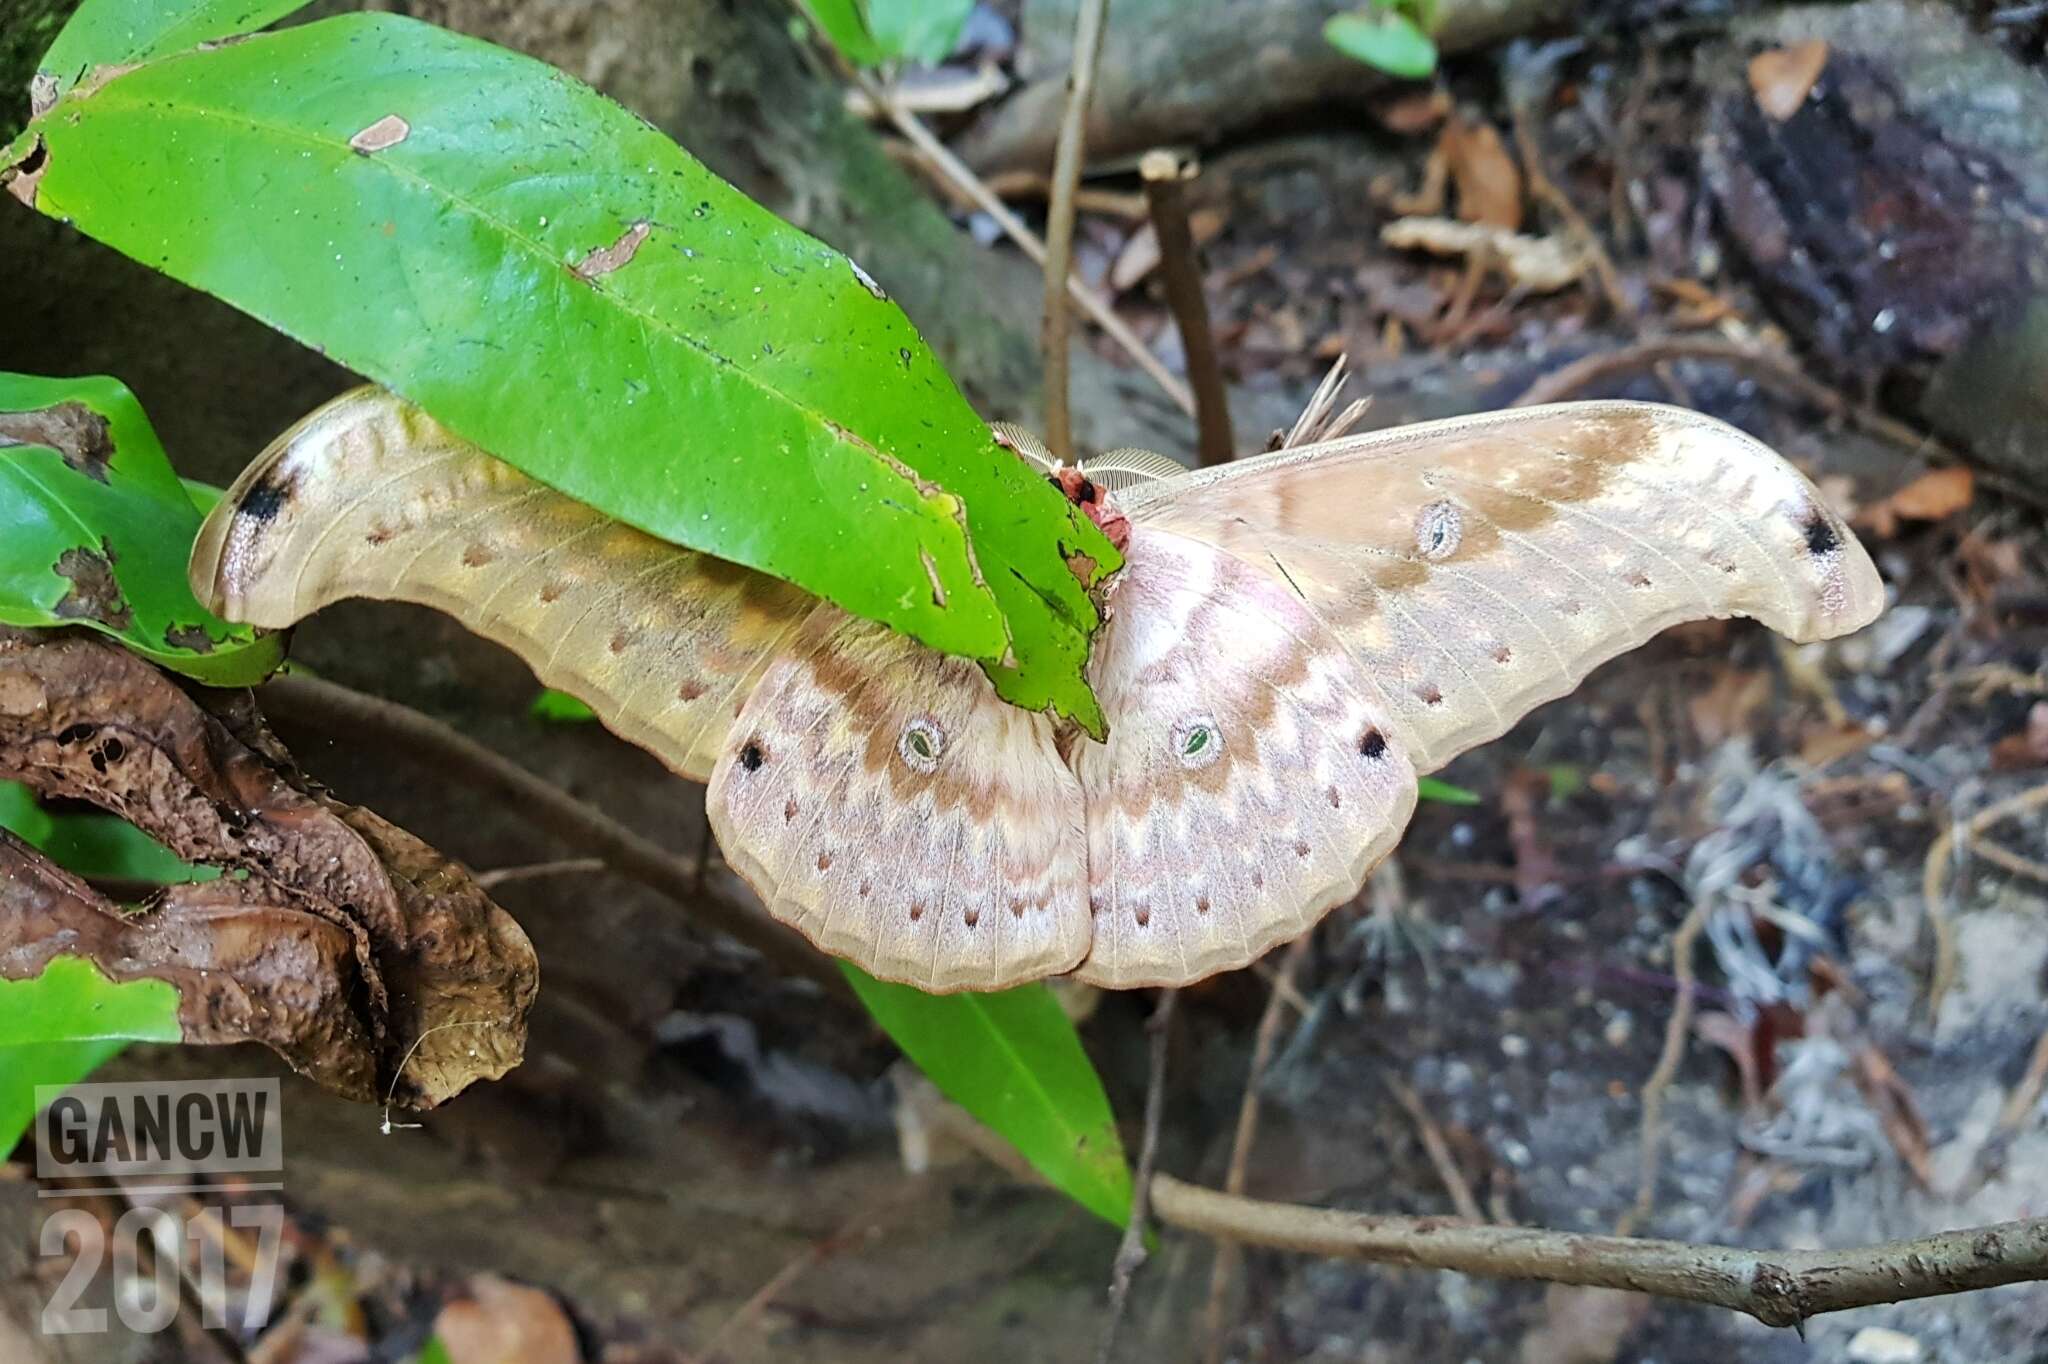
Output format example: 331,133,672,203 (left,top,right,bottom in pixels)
191,387,1883,992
